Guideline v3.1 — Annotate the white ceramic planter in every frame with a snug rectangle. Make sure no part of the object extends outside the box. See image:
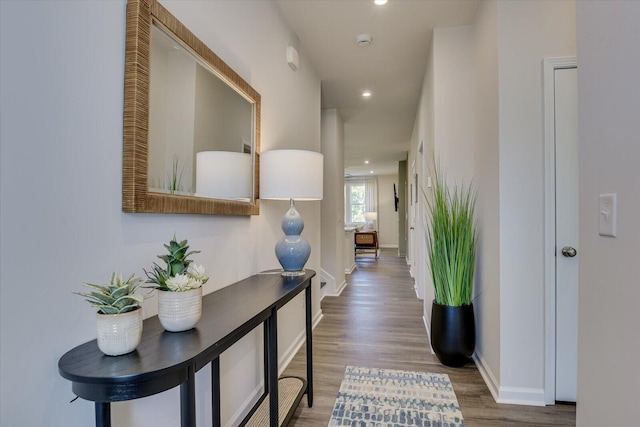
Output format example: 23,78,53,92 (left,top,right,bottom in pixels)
157,287,202,332
95,307,143,356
